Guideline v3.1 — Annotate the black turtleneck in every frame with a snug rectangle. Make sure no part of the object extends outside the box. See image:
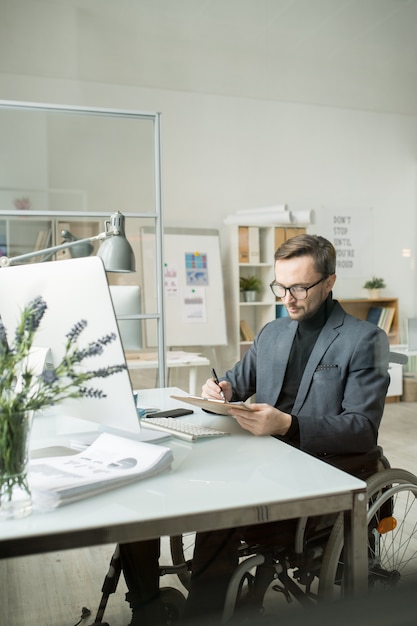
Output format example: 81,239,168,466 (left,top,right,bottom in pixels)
278,294,336,445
